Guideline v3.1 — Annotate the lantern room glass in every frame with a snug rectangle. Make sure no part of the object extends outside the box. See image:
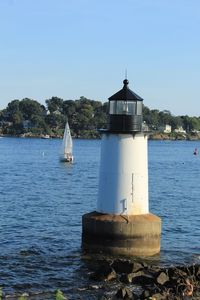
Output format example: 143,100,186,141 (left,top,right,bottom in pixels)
109,100,142,115
136,101,142,115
